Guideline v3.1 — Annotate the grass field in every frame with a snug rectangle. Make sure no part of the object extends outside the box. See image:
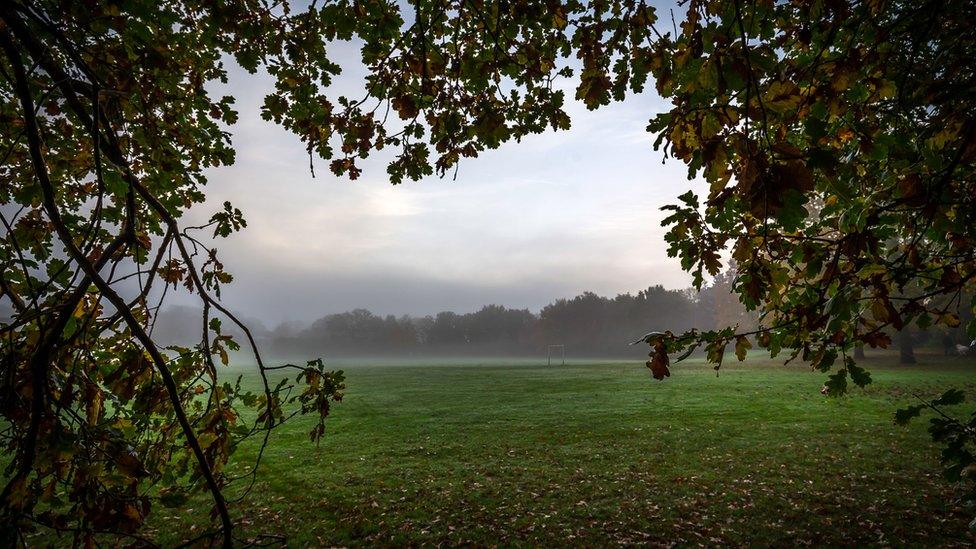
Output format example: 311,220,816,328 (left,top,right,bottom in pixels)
142,352,976,546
